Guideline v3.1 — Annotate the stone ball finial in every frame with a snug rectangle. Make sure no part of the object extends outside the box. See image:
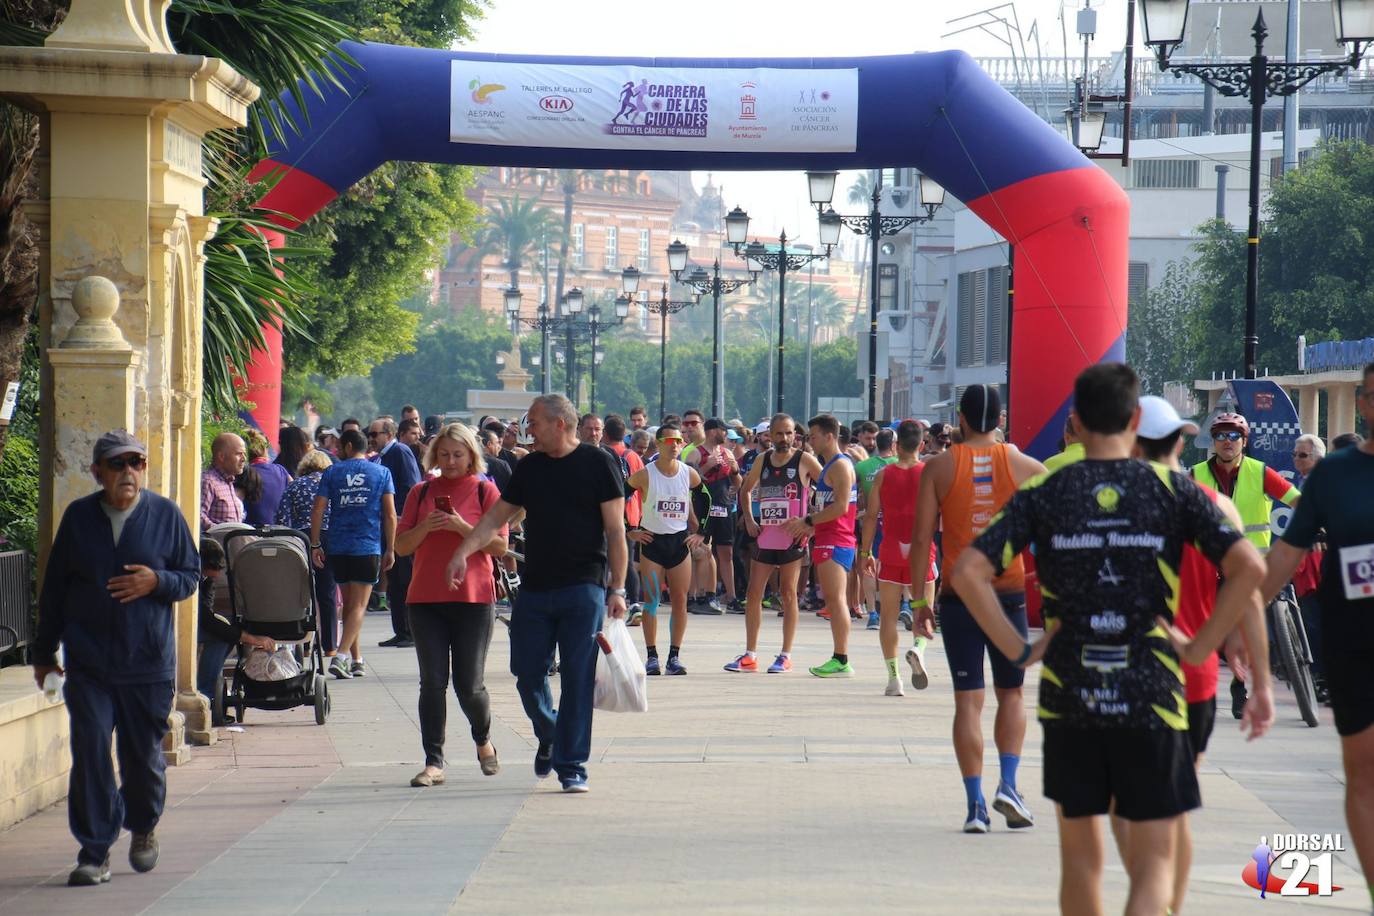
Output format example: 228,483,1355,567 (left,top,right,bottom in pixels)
62,275,129,349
